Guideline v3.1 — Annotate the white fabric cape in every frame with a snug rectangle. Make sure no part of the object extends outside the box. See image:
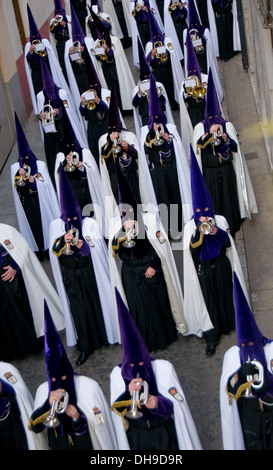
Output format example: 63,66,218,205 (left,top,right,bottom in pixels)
37,87,87,148
110,359,202,450
0,361,49,450
64,36,108,126
132,80,174,143
108,212,187,336
183,27,223,102
178,72,208,162
93,35,135,110
145,37,185,102
85,10,123,39
130,0,164,67
33,375,118,450
139,123,193,225
163,0,188,61
49,216,120,347
232,0,241,51
24,38,72,116
11,160,61,252
220,342,273,450
54,148,108,237
0,223,64,337
98,129,150,238
102,0,132,36
193,121,258,220
182,215,249,337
